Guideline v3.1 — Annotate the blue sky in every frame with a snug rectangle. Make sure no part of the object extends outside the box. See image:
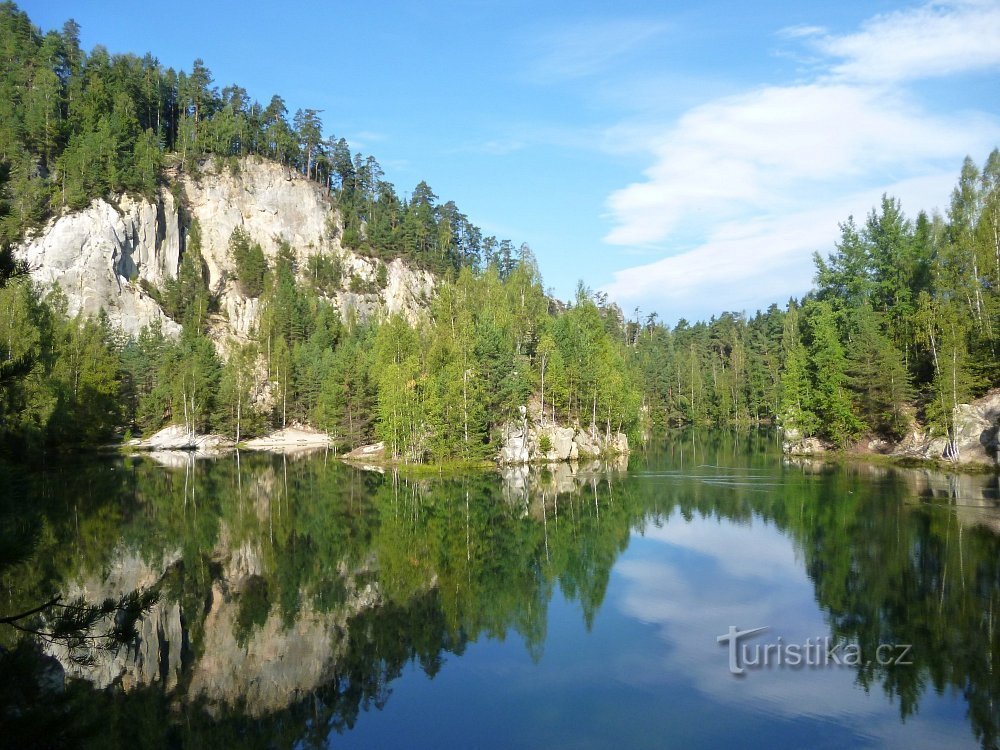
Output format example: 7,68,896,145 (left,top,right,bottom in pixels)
21,0,1000,323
